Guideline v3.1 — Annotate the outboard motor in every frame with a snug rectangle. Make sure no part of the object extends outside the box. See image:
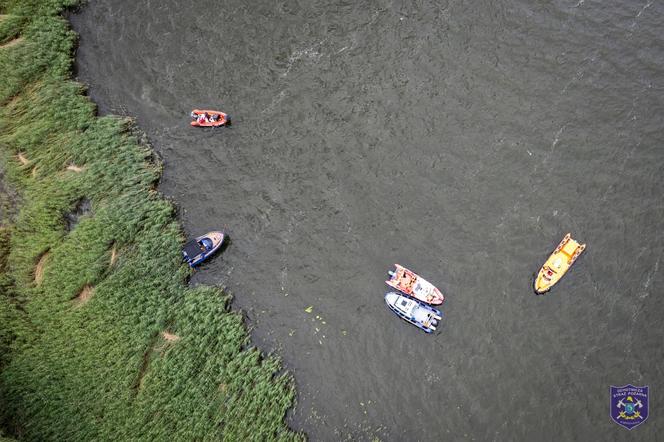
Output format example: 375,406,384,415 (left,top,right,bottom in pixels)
388,270,395,277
